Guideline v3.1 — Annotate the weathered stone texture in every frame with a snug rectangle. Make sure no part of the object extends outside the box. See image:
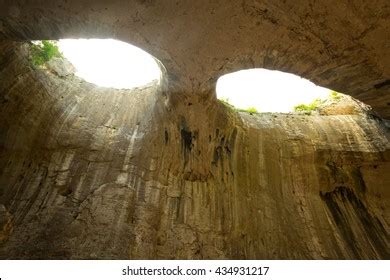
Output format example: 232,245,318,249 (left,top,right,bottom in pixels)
0,0,389,117
0,42,388,259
